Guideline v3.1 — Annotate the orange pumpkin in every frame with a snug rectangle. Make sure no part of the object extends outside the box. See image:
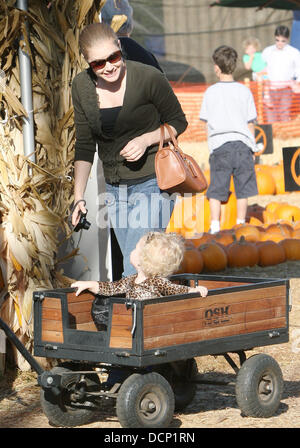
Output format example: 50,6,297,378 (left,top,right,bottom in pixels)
214,229,236,246
198,242,227,272
259,232,286,243
177,247,204,274
187,232,215,248
279,239,300,260
275,204,300,222
256,241,286,266
255,166,276,195
266,201,283,215
262,210,277,225
265,223,293,238
226,237,259,268
271,163,285,194
214,241,228,253
235,224,261,242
